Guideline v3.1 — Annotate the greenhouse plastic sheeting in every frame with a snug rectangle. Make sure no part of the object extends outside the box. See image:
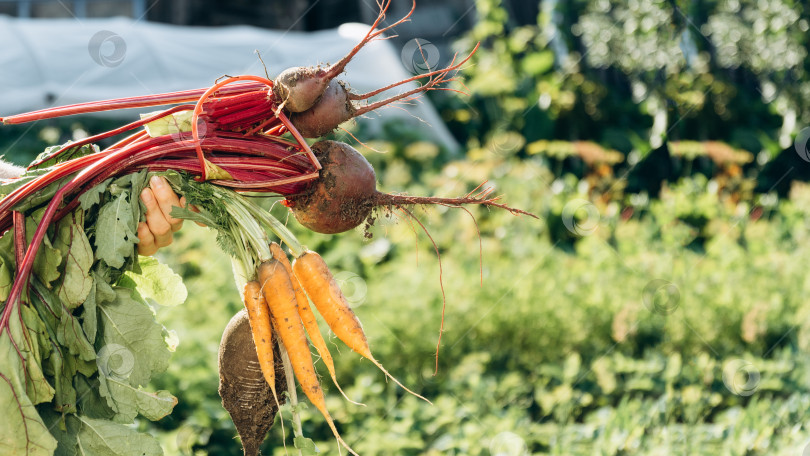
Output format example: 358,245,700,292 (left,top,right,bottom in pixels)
0,16,458,151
